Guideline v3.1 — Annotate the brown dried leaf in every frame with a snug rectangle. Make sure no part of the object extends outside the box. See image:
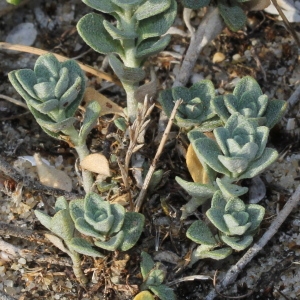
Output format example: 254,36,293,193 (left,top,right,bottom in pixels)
34,153,72,192
84,87,125,117
80,153,111,177
186,145,209,184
